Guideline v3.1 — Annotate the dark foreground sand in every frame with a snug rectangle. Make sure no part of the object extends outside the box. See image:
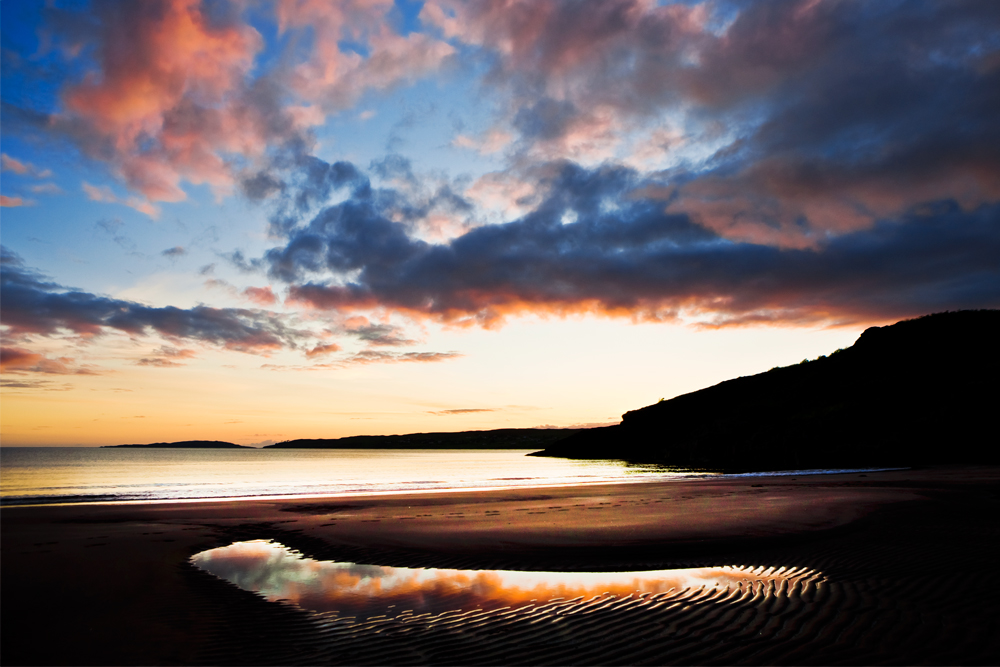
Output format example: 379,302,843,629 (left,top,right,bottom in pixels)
3,466,999,665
